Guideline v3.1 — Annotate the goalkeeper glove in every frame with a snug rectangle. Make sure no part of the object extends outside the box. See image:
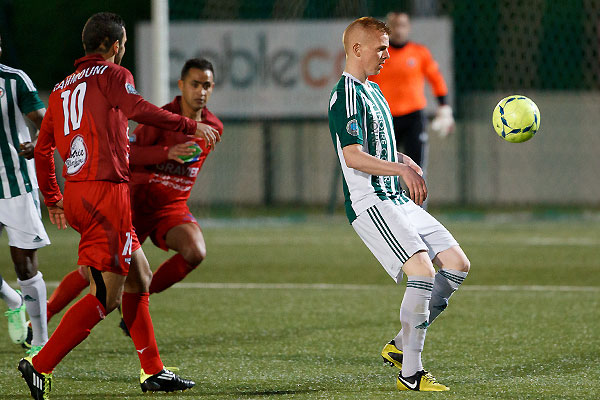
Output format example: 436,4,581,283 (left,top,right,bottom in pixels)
431,105,455,138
